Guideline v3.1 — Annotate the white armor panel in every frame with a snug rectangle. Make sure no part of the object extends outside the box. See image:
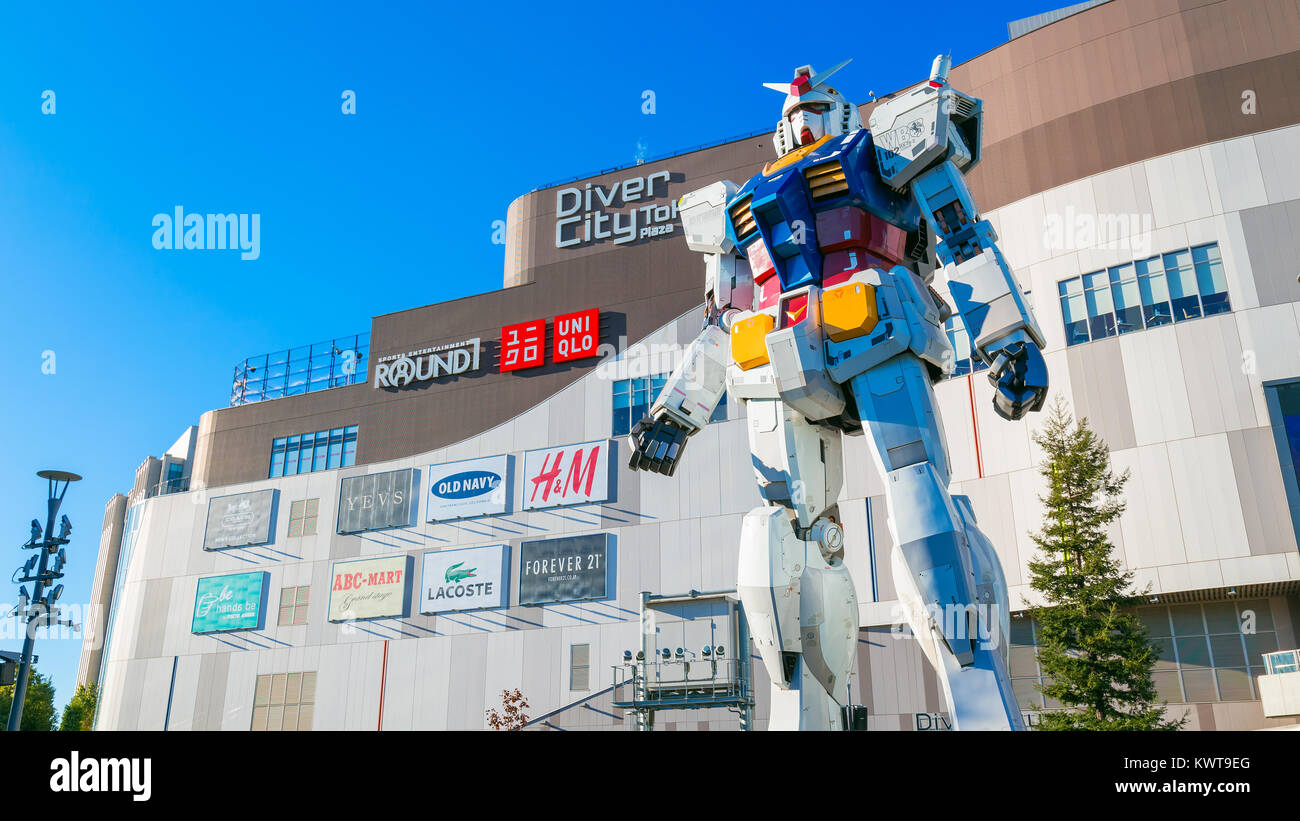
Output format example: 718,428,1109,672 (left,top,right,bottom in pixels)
737,506,857,730
943,247,1046,360
649,324,730,432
